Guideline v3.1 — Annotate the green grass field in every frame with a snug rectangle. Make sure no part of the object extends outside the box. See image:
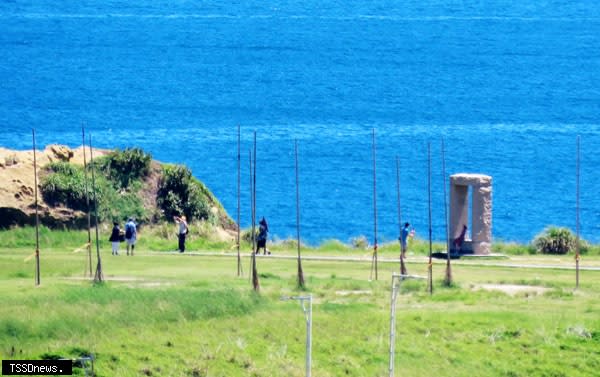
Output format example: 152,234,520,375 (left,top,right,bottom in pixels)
1,228,599,376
